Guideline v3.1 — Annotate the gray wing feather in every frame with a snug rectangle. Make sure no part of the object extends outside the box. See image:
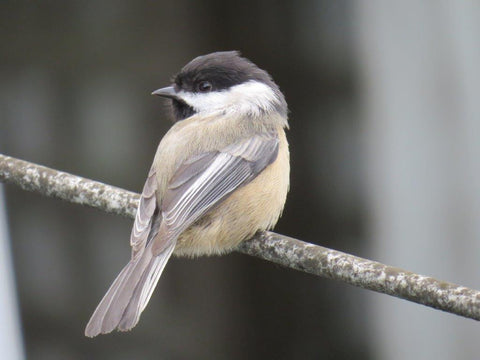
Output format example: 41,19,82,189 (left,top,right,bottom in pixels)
130,167,158,257
153,131,279,255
